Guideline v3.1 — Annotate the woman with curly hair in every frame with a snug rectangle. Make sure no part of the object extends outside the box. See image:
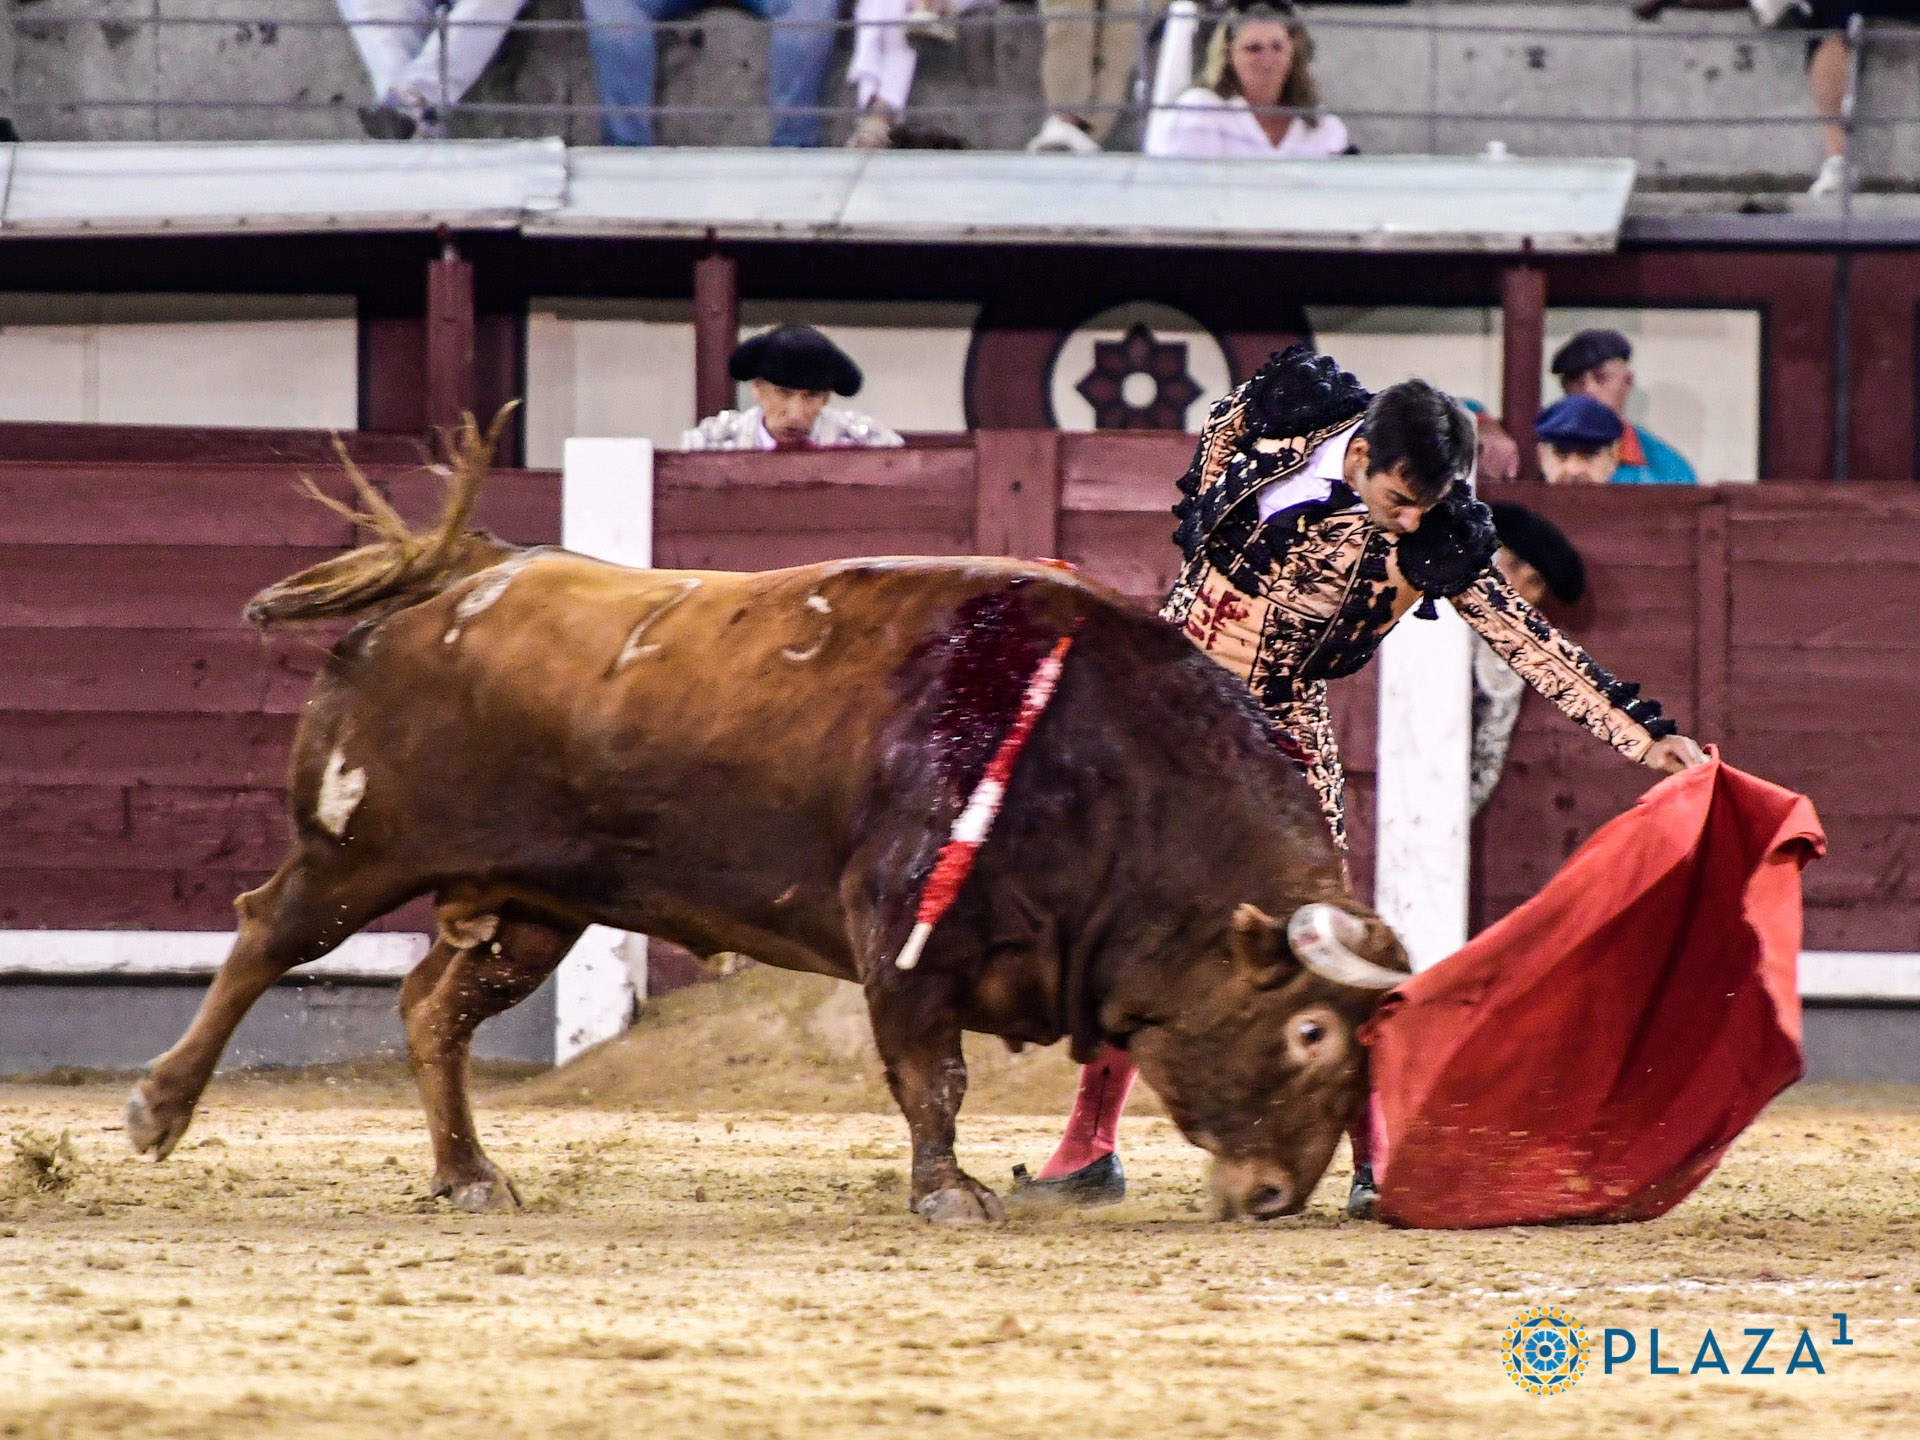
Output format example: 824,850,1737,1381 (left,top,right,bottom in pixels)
1147,1,1350,158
